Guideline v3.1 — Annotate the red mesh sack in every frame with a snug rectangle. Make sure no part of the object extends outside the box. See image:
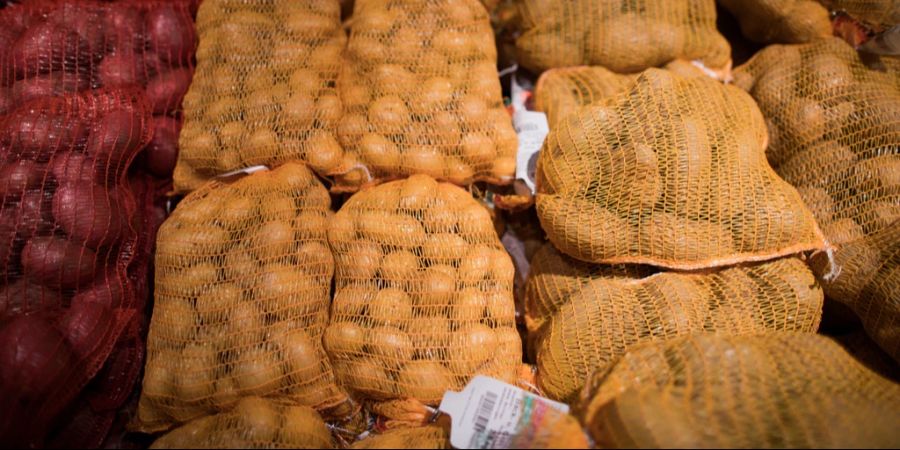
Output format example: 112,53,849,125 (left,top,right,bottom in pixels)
0,88,152,446
525,244,823,402
333,0,518,191
135,163,352,434
174,0,346,193
734,38,900,361
535,69,828,270
578,333,900,448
